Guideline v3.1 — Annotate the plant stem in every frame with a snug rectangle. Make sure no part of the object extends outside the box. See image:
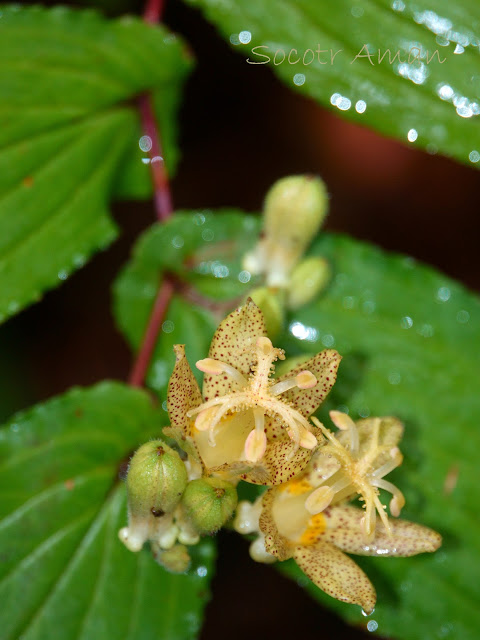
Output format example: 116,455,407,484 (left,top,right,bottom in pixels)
128,276,175,388
138,95,173,222
128,0,173,388
143,0,165,23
